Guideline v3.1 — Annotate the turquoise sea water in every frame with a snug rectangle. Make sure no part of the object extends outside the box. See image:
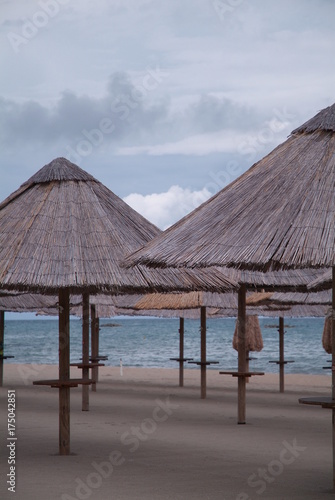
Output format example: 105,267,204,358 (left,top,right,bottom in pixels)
2,316,330,375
